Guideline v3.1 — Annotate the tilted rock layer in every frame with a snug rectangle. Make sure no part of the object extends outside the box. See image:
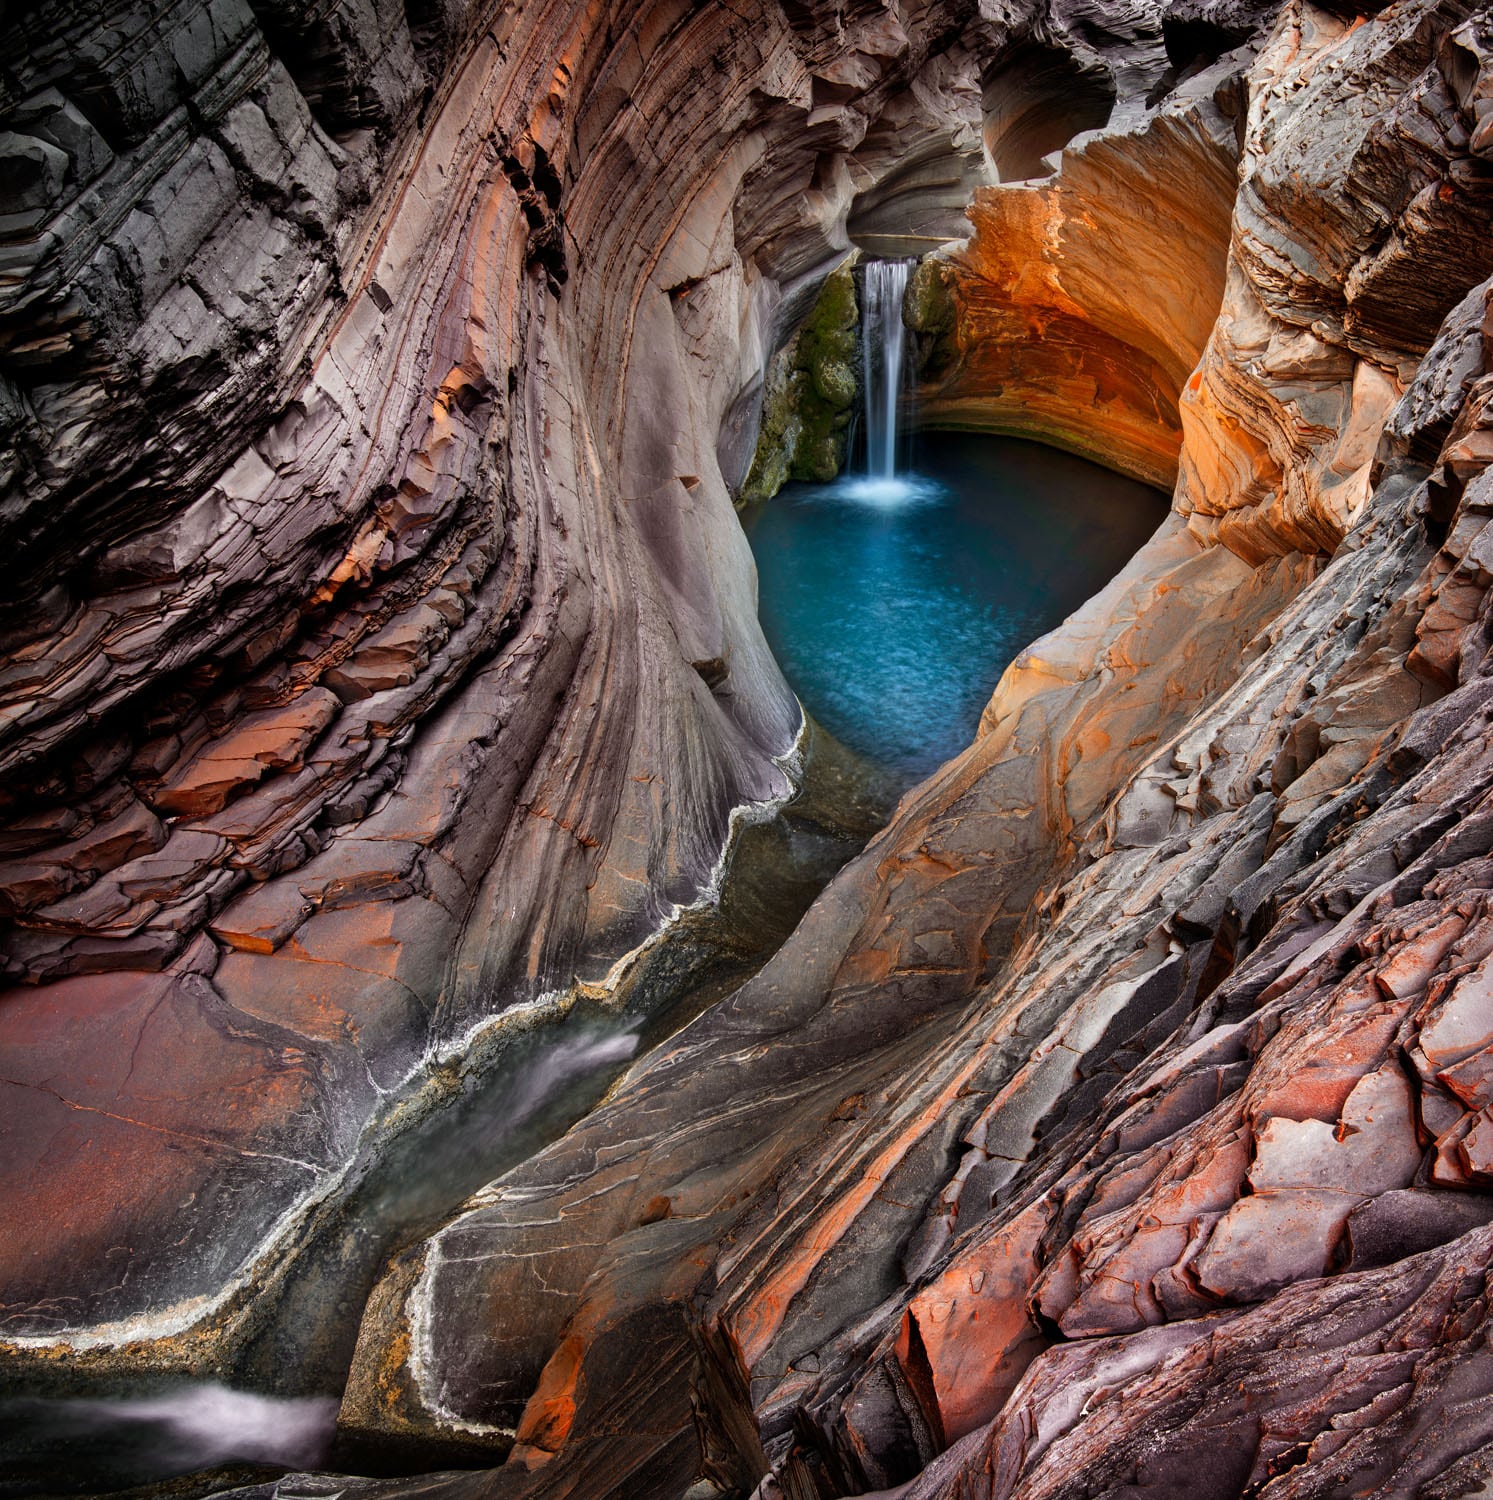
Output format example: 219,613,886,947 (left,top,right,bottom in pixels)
0,0,1008,1362
7,0,1493,1498
914,56,1243,491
